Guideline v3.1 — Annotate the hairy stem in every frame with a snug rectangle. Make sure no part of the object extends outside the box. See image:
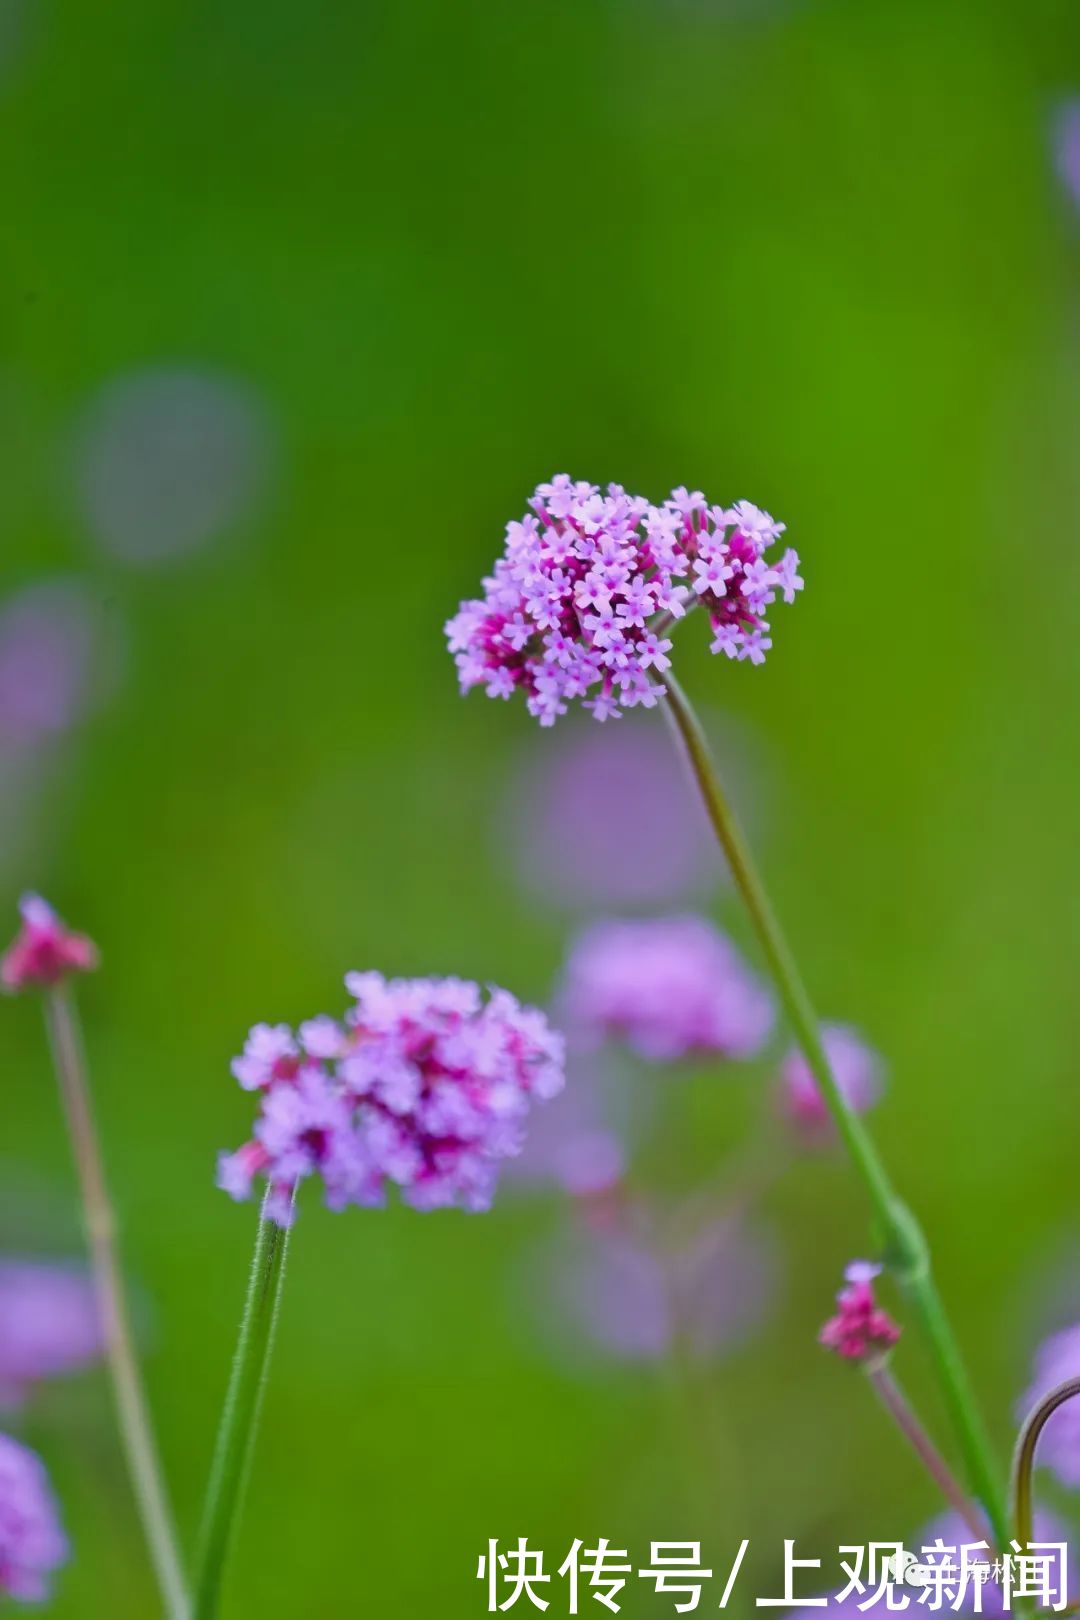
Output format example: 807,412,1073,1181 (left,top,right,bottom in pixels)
867,1363,992,1547
661,672,1007,1549
193,1194,292,1620
1011,1376,1080,1548
44,986,189,1620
